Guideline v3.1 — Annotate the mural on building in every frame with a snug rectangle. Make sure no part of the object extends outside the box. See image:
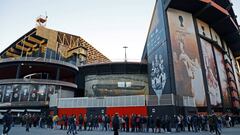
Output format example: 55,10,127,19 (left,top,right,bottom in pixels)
145,0,171,105
167,8,206,107
3,85,12,102
12,84,20,102
20,85,30,101
214,47,230,107
200,38,222,106
85,74,148,97
0,84,58,104
197,19,211,39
